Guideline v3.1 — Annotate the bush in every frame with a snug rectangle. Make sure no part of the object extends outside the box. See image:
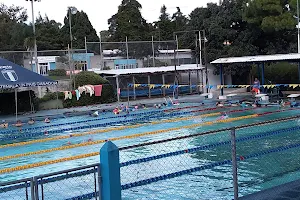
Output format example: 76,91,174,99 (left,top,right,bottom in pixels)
48,69,66,76
63,71,116,108
251,62,299,84
73,71,109,88
39,92,64,103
